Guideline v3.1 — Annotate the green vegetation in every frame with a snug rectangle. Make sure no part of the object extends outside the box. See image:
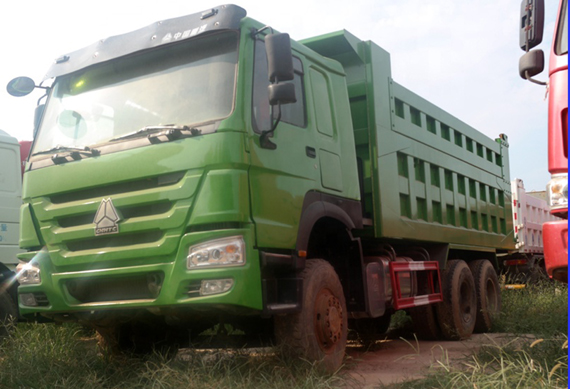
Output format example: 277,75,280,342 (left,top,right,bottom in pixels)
0,282,566,388
0,322,346,389
494,281,567,337
390,281,568,389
